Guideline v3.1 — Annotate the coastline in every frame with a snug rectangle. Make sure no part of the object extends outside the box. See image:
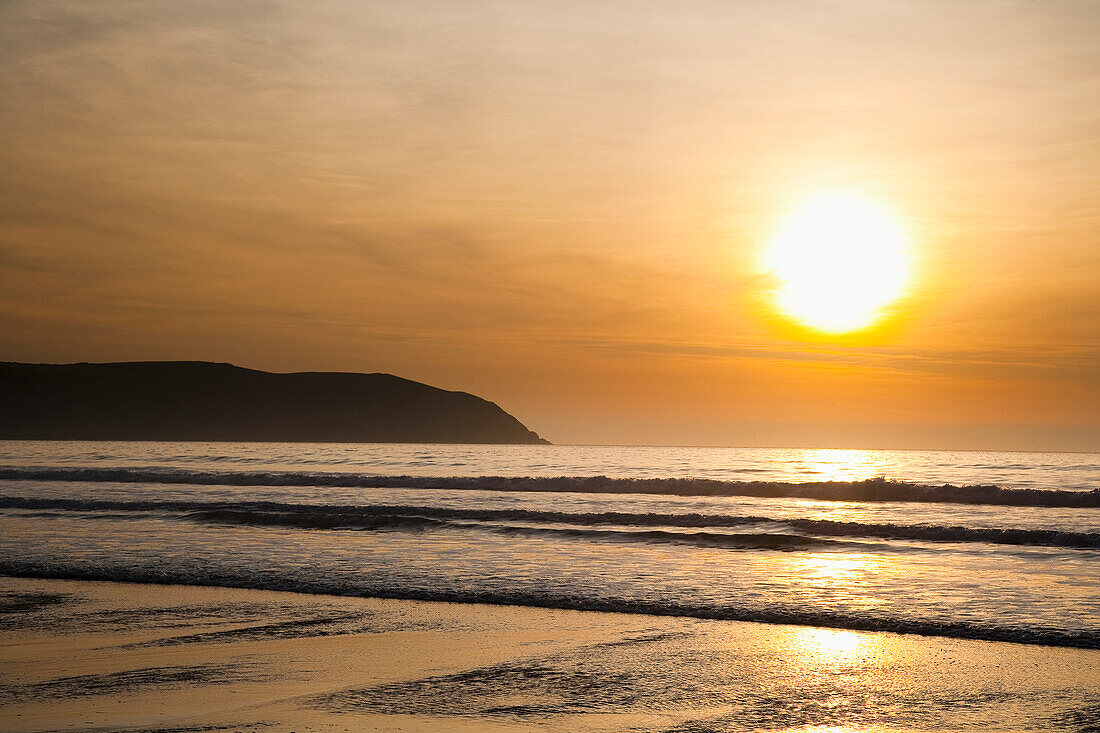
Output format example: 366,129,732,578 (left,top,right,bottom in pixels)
2,577,1098,732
